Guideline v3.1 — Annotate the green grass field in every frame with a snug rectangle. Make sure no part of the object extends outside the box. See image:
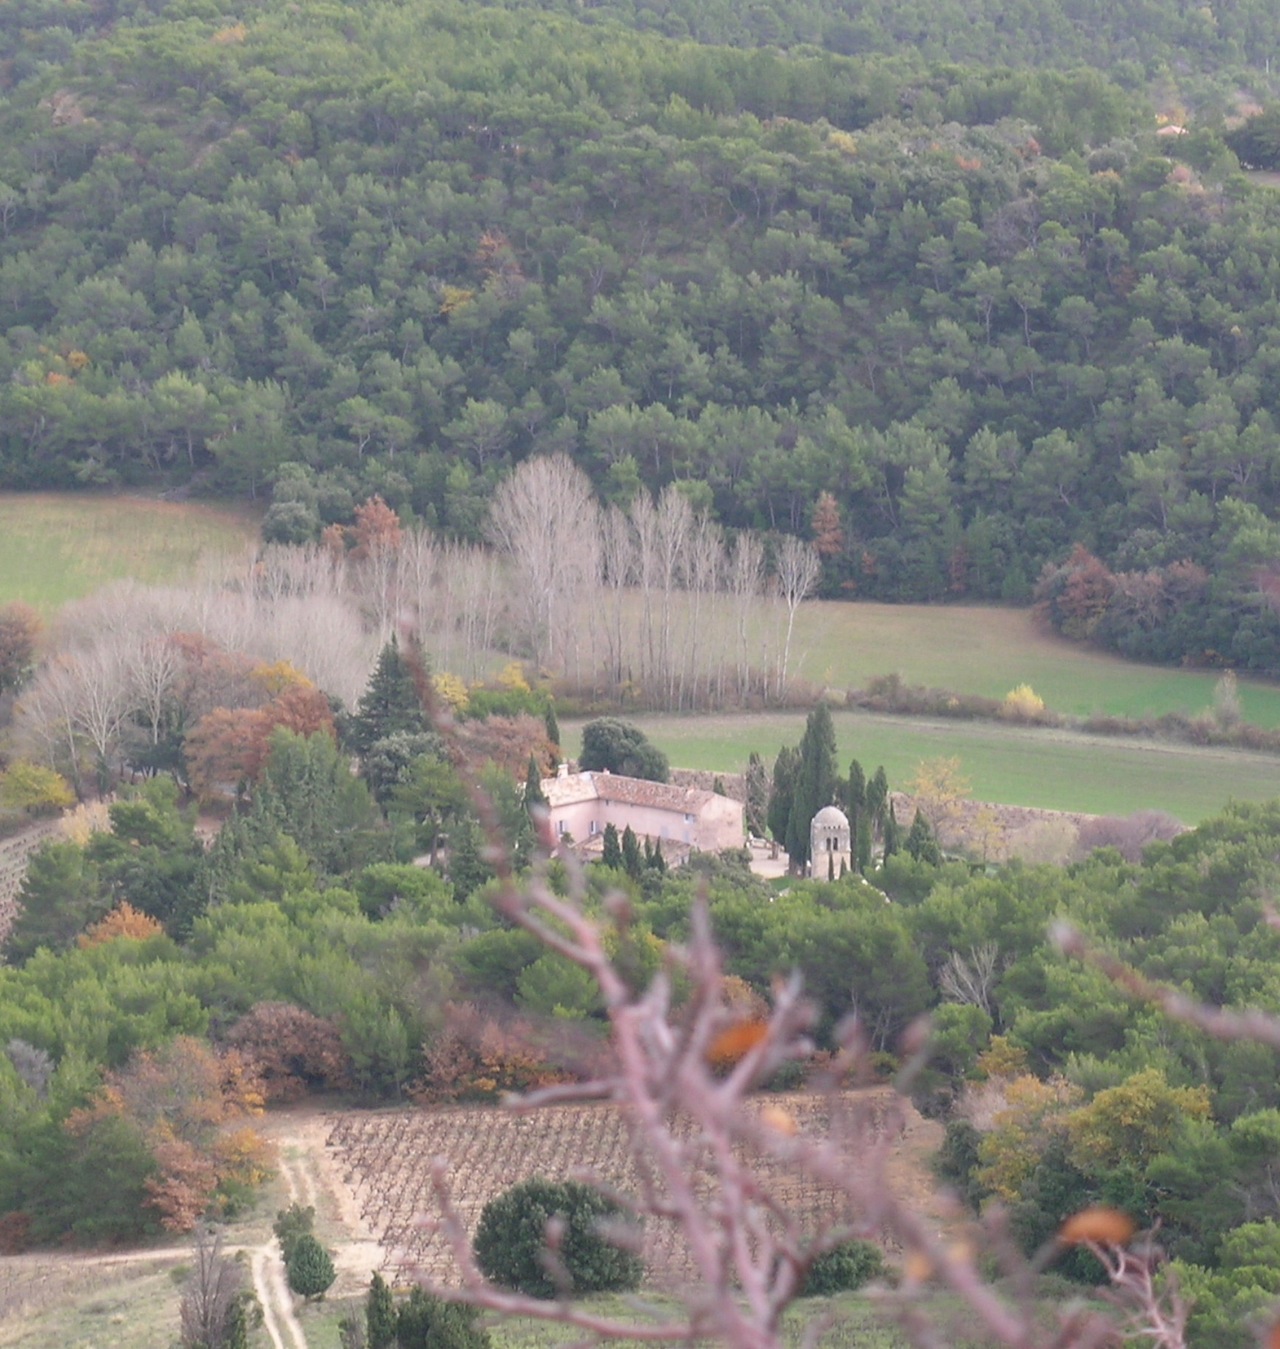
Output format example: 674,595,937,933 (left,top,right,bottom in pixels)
788,601,1280,727
0,493,259,613
565,711,1280,823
